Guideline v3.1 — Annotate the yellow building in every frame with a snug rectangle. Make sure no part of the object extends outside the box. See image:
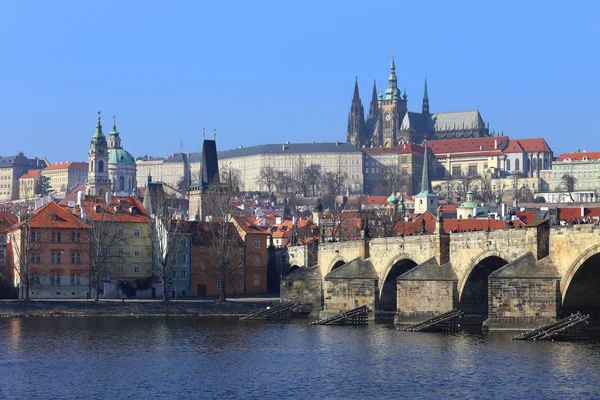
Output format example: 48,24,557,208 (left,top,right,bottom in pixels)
42,162,88,193
18,169,42,199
